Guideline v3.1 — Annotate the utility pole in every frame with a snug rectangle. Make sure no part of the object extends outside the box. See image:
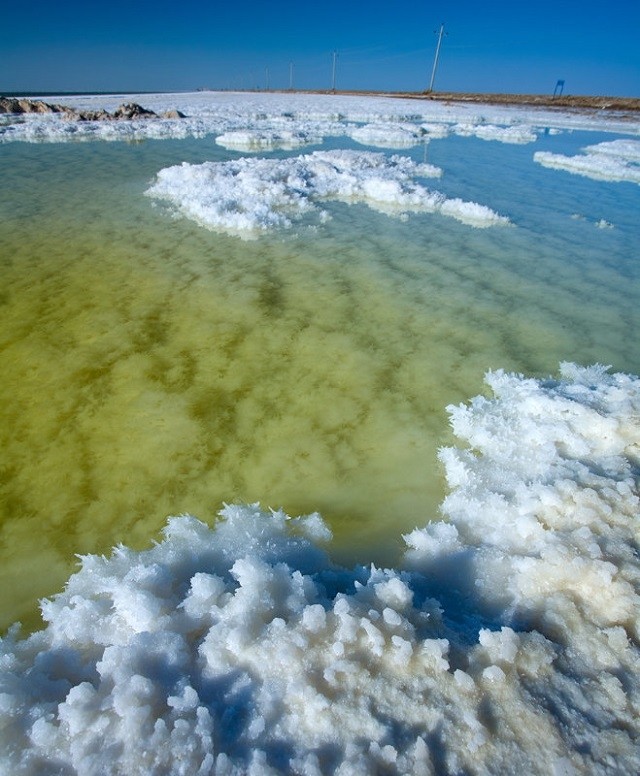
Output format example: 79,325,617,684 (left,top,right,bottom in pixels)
428,23,446,93
331,50,338,92
265,67,270,91
289,62,294,90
